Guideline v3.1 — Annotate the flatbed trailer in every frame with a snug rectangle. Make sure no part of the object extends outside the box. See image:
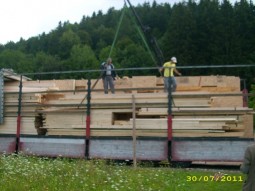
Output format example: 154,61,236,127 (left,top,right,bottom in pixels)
0,73,254,164
0,135,254,164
